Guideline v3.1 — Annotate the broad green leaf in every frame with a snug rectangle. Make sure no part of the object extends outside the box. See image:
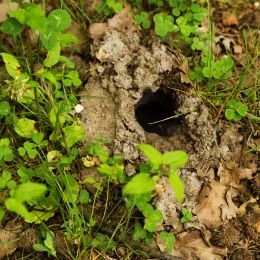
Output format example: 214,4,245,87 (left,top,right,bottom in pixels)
17,166,33,183
12,182,47,203
18,147,26,156
61,124,84,148
7,180,16,190
32,132,44,145
202,66,212,78
33,244,49,253
191,3,201,12
0,208,5,221
14,118,37,138
180,24,192,36
168,171,185,202
138,144,162,166
44,231,56,256
172,8,181,17
24,141,38,159
123,173,155,195
58,33,78,46
47,150,63,162
162,150,188,169
144,218,157,232
132,222,146,241
236,103,248,116
24,3,46,31
5,198,32,219
40,29,57,50
62,175,79,203
59,56,75,69
140,203,154,217
27,210,54,223
0,138,14,162
46,9,71,32
0,101,10,117
0,52,21,78
226,99,237,109
49,107,67,127
160,231,176,253
8,8,26,24
0,17,23,35
78,190,91,204
44,42,60,67
225,109,235,120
